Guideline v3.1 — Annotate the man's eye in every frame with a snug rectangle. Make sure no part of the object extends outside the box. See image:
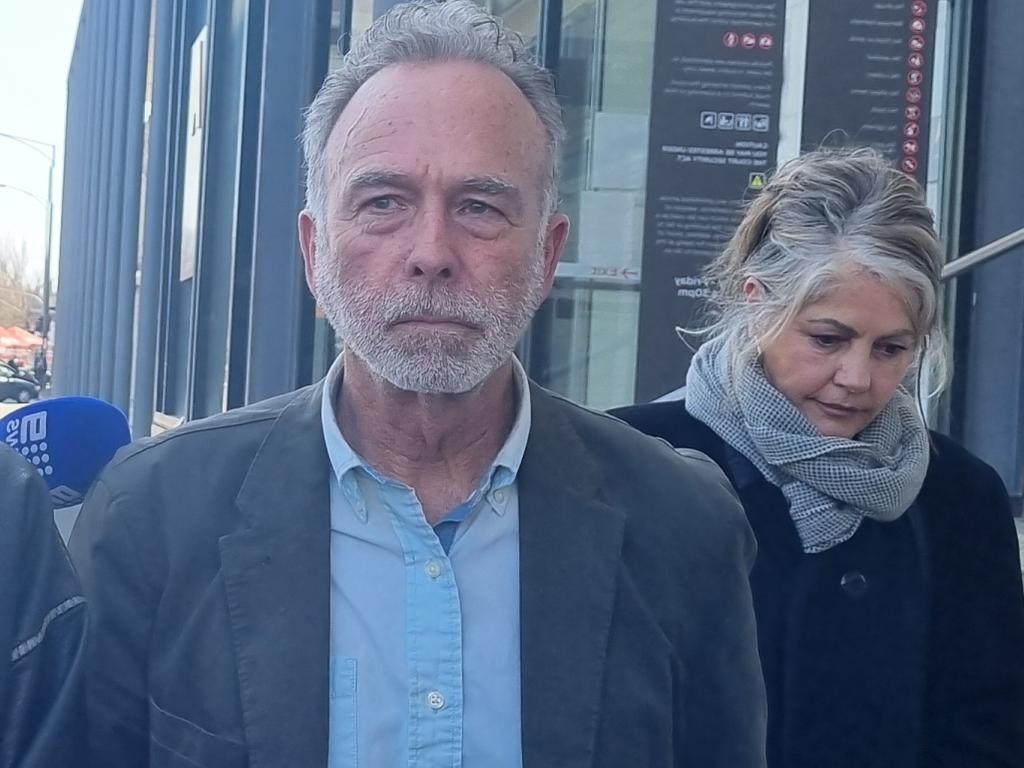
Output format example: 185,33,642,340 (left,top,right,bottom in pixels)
367,196,398,211
462,200,495,215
